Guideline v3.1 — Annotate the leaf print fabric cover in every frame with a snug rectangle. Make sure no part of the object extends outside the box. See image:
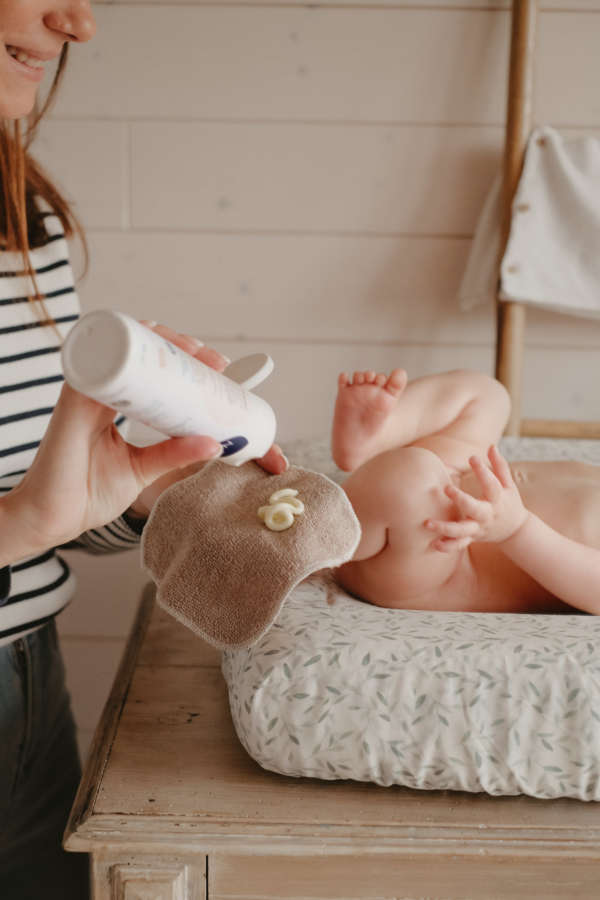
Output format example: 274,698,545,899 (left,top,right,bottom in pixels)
222,437,600,801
